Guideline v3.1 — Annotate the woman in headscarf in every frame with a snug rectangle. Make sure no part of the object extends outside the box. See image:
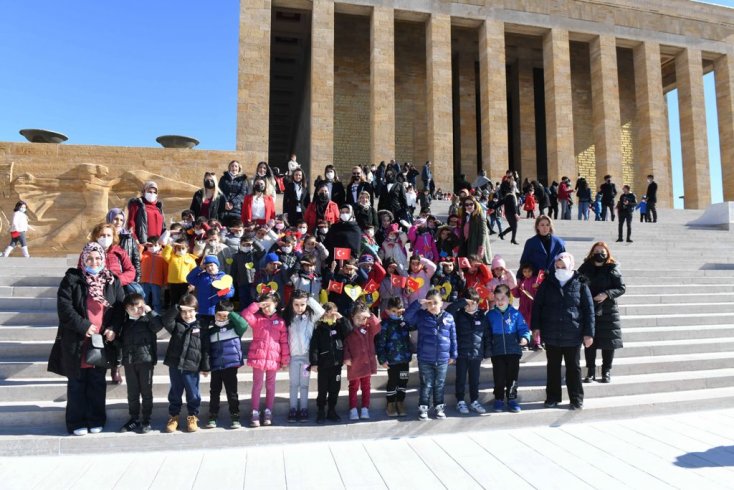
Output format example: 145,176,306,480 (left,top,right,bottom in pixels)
51,242,124,435
126,180,165,244
218,160,250,227
304,182,340,232
190,171,226,221
531,252,595,410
